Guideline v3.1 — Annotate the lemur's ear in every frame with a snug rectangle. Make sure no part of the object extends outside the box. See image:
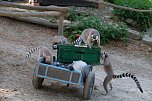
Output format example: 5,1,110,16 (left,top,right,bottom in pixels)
100,51,108,58
103,51,108,58
105,53,108,58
